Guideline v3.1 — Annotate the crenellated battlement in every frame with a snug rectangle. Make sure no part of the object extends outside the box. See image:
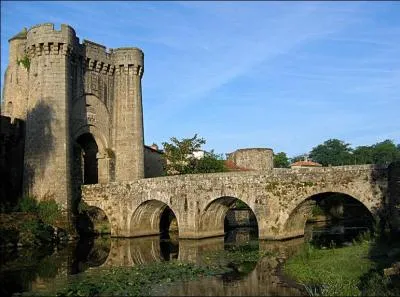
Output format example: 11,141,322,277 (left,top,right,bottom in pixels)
112,47,144,77
26,42,74,58
26,23,78,48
